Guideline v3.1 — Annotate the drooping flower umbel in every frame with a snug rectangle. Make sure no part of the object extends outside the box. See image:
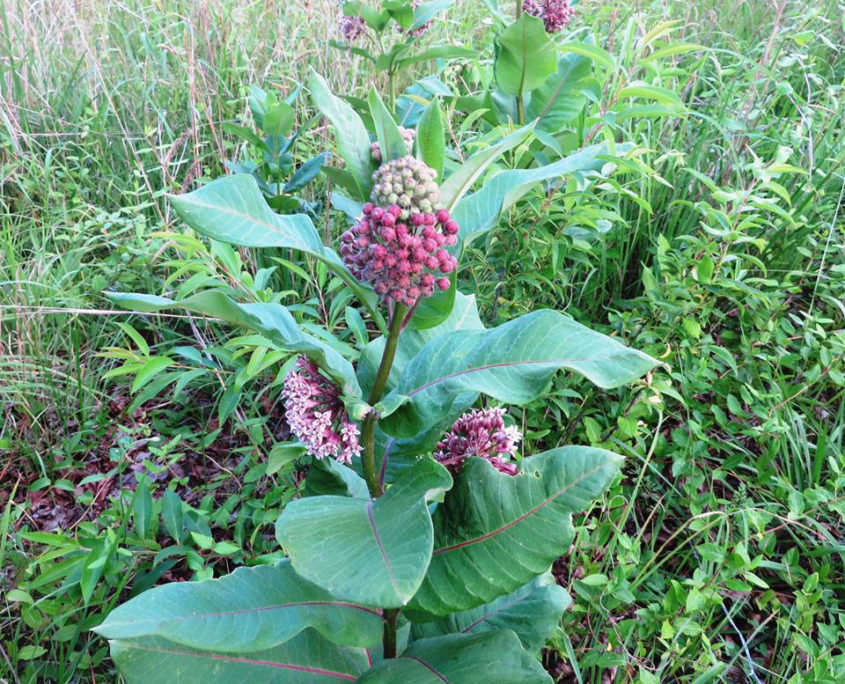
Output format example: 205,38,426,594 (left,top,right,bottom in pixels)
434,407,522,476
340,203,458,307
371,126,416,162
282,357,361,463
523,0,575,33
371,155,440,219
